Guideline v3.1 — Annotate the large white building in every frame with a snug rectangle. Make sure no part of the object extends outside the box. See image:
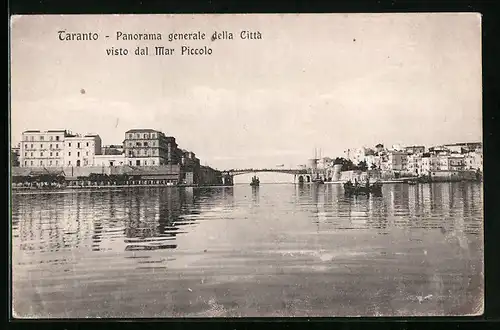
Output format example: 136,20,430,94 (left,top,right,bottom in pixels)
63,134,102,167
19,130,68,167
19,130,103,168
